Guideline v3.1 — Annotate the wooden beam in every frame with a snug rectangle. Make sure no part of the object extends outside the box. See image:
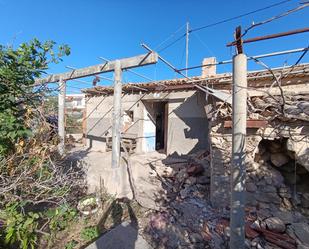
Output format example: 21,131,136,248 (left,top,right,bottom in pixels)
35,52,158,84
227,27,309,47
224,119,268,128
